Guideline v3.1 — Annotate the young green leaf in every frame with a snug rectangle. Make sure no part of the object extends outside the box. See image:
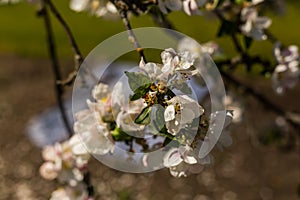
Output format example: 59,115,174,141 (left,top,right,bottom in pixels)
125,71,152,91
112,127,132,141
134,106,152,125
130,83,152,101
